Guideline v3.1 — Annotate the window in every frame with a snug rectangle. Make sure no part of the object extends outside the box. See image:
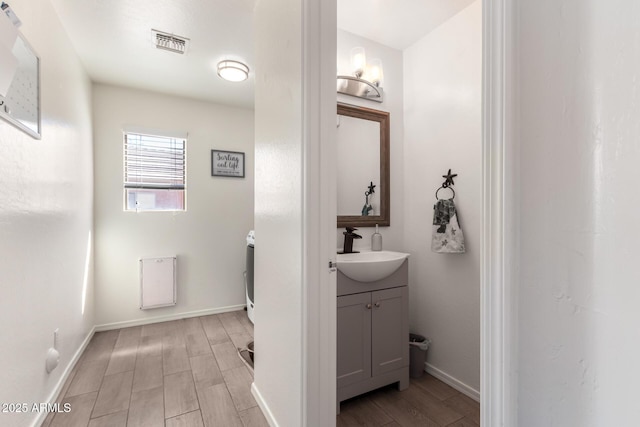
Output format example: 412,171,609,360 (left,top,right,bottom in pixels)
124,131,186,211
